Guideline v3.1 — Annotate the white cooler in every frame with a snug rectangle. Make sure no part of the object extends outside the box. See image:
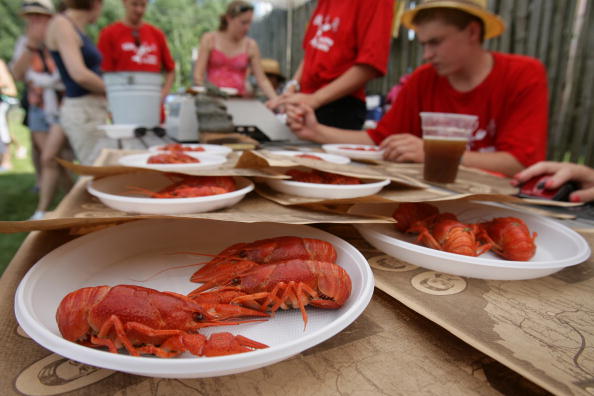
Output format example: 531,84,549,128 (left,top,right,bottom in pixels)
103,72,162,127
